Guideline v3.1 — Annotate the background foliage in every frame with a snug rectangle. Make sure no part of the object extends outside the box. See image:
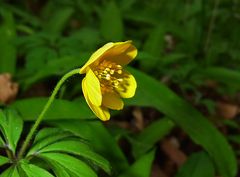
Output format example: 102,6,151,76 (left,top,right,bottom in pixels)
0,0,240,176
